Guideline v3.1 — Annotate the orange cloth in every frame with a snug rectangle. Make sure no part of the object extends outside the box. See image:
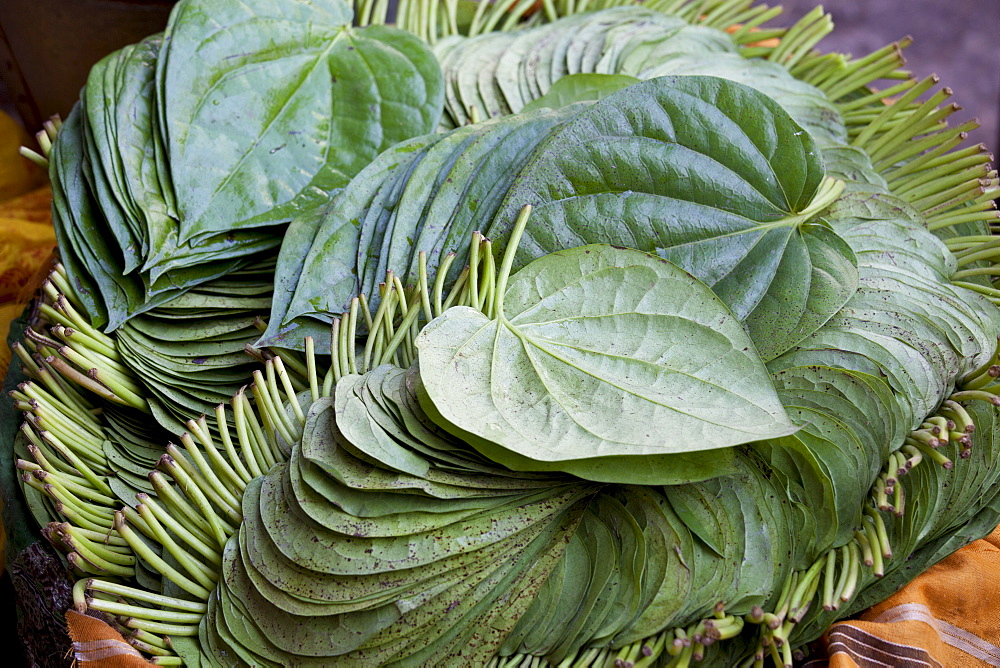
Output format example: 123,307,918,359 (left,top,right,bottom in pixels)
0,111,57,576
66,610,152,667
0,185,56,379
817,524,1000,667
0,107,56,380
0,111,45,203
